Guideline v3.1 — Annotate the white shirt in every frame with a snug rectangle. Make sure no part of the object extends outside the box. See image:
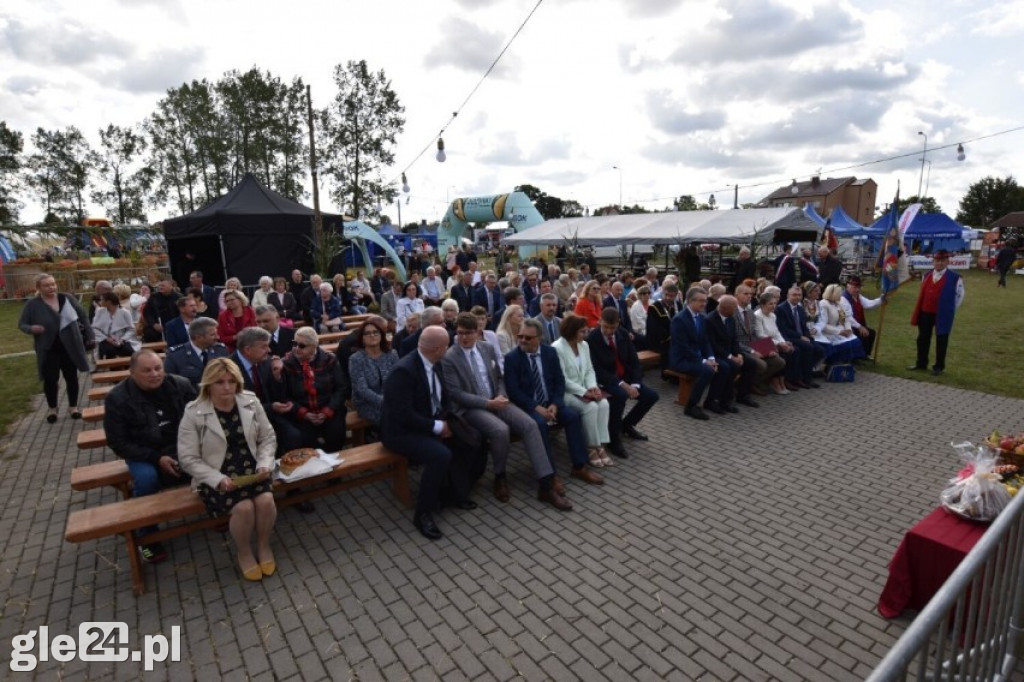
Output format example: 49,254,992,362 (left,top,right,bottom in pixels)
417,350,445,435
